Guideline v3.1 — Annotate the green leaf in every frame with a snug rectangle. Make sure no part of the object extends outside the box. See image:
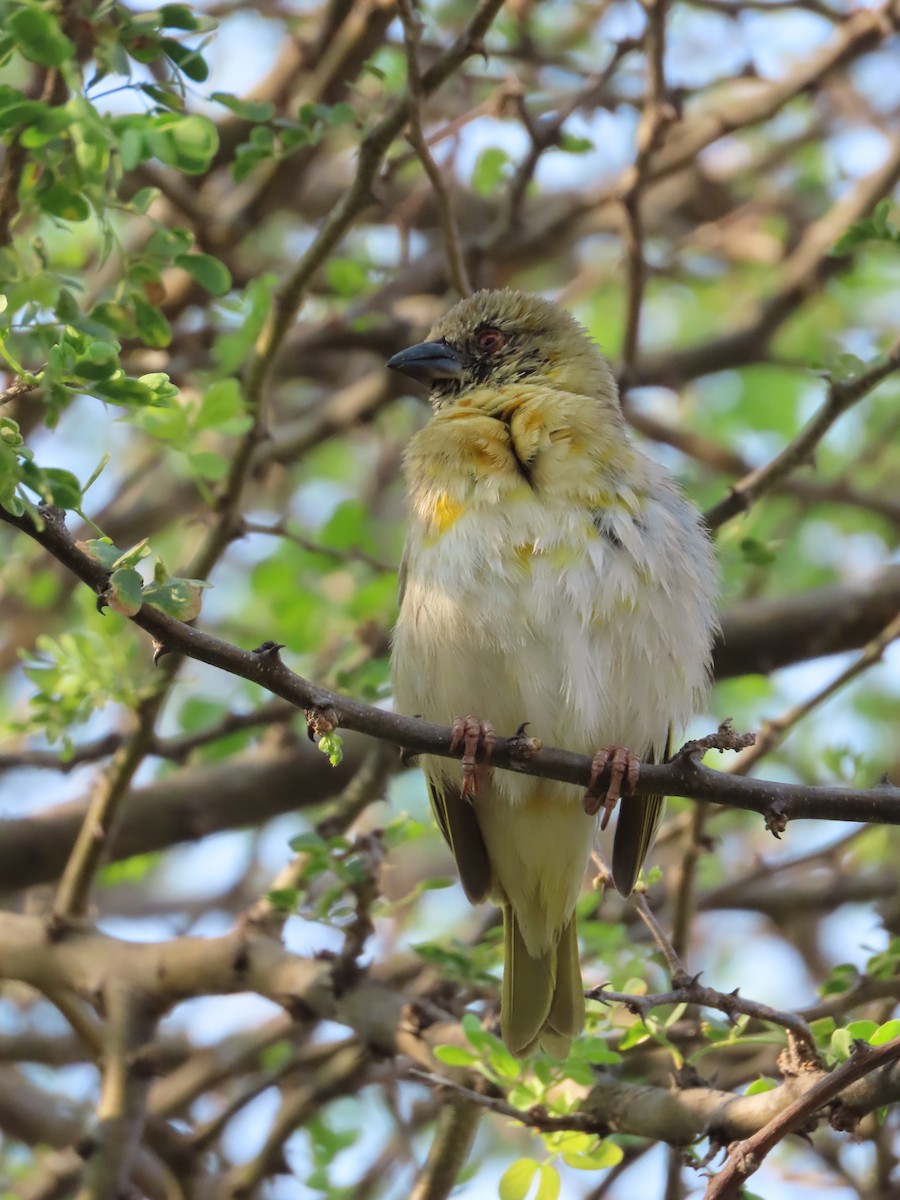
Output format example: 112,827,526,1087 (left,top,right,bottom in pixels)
142,576,208,621
433,1045,479,1066
133,296,172,349
745,1076,778,1095
559,133,593,154
161,38,209,83
39,183,90,223
159,4,201,30
499,1159,538,1200
170,114,219,173
107,568,144,617
94,376,157,407
78,538,123,570
472,147,511,197
210,92,275,122
175,252,232,296
267,887,299,912
870,1020,900,1046
325,257,369,298
195,378,246,432
533,1165,560,1200
847,1019,879,1042
20,462,82,509
288,831,328,853
739,536,778,566
8,6,75,67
